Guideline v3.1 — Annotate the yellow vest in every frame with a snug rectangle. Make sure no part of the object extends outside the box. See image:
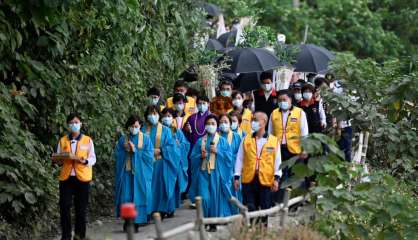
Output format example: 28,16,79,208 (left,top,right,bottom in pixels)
271,107,302,154
240,108,252,134
242,134,278,187
166,96,196,115
59,135,93,182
